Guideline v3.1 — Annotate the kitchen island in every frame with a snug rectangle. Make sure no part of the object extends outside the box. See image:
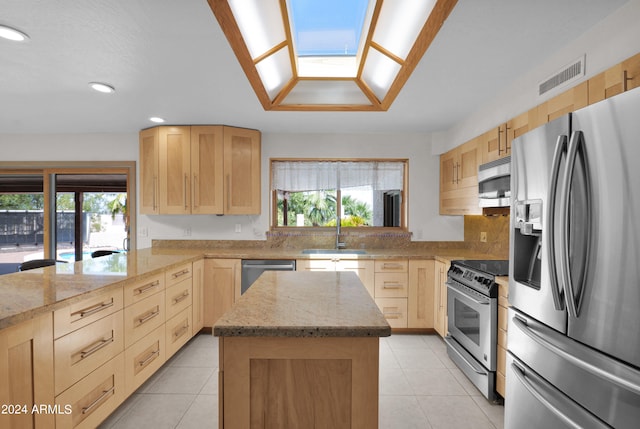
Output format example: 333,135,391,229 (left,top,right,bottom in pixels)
214,270,391,429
